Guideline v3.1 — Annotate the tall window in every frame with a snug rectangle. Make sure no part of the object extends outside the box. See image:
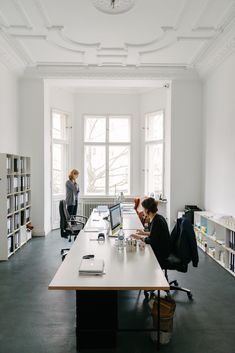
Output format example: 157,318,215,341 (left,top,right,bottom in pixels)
52,110,70,195
145,110,164,197
84,115,131,196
